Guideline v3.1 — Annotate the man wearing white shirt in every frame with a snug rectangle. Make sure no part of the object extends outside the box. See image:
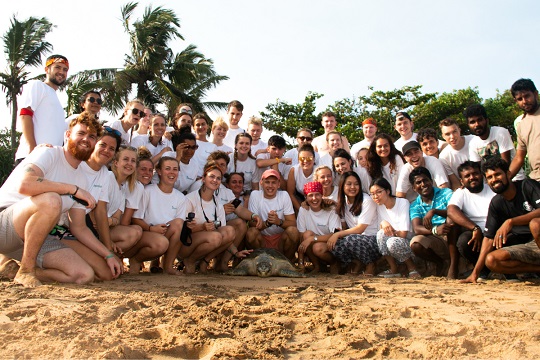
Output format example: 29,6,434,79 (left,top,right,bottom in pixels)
247,116,268,156
222,100,245,148
447,161,495,280
396,141,449,202
465,104,525,181
247,169,300,261
350,118,377,161
393,111,418,153
438,118,475,190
